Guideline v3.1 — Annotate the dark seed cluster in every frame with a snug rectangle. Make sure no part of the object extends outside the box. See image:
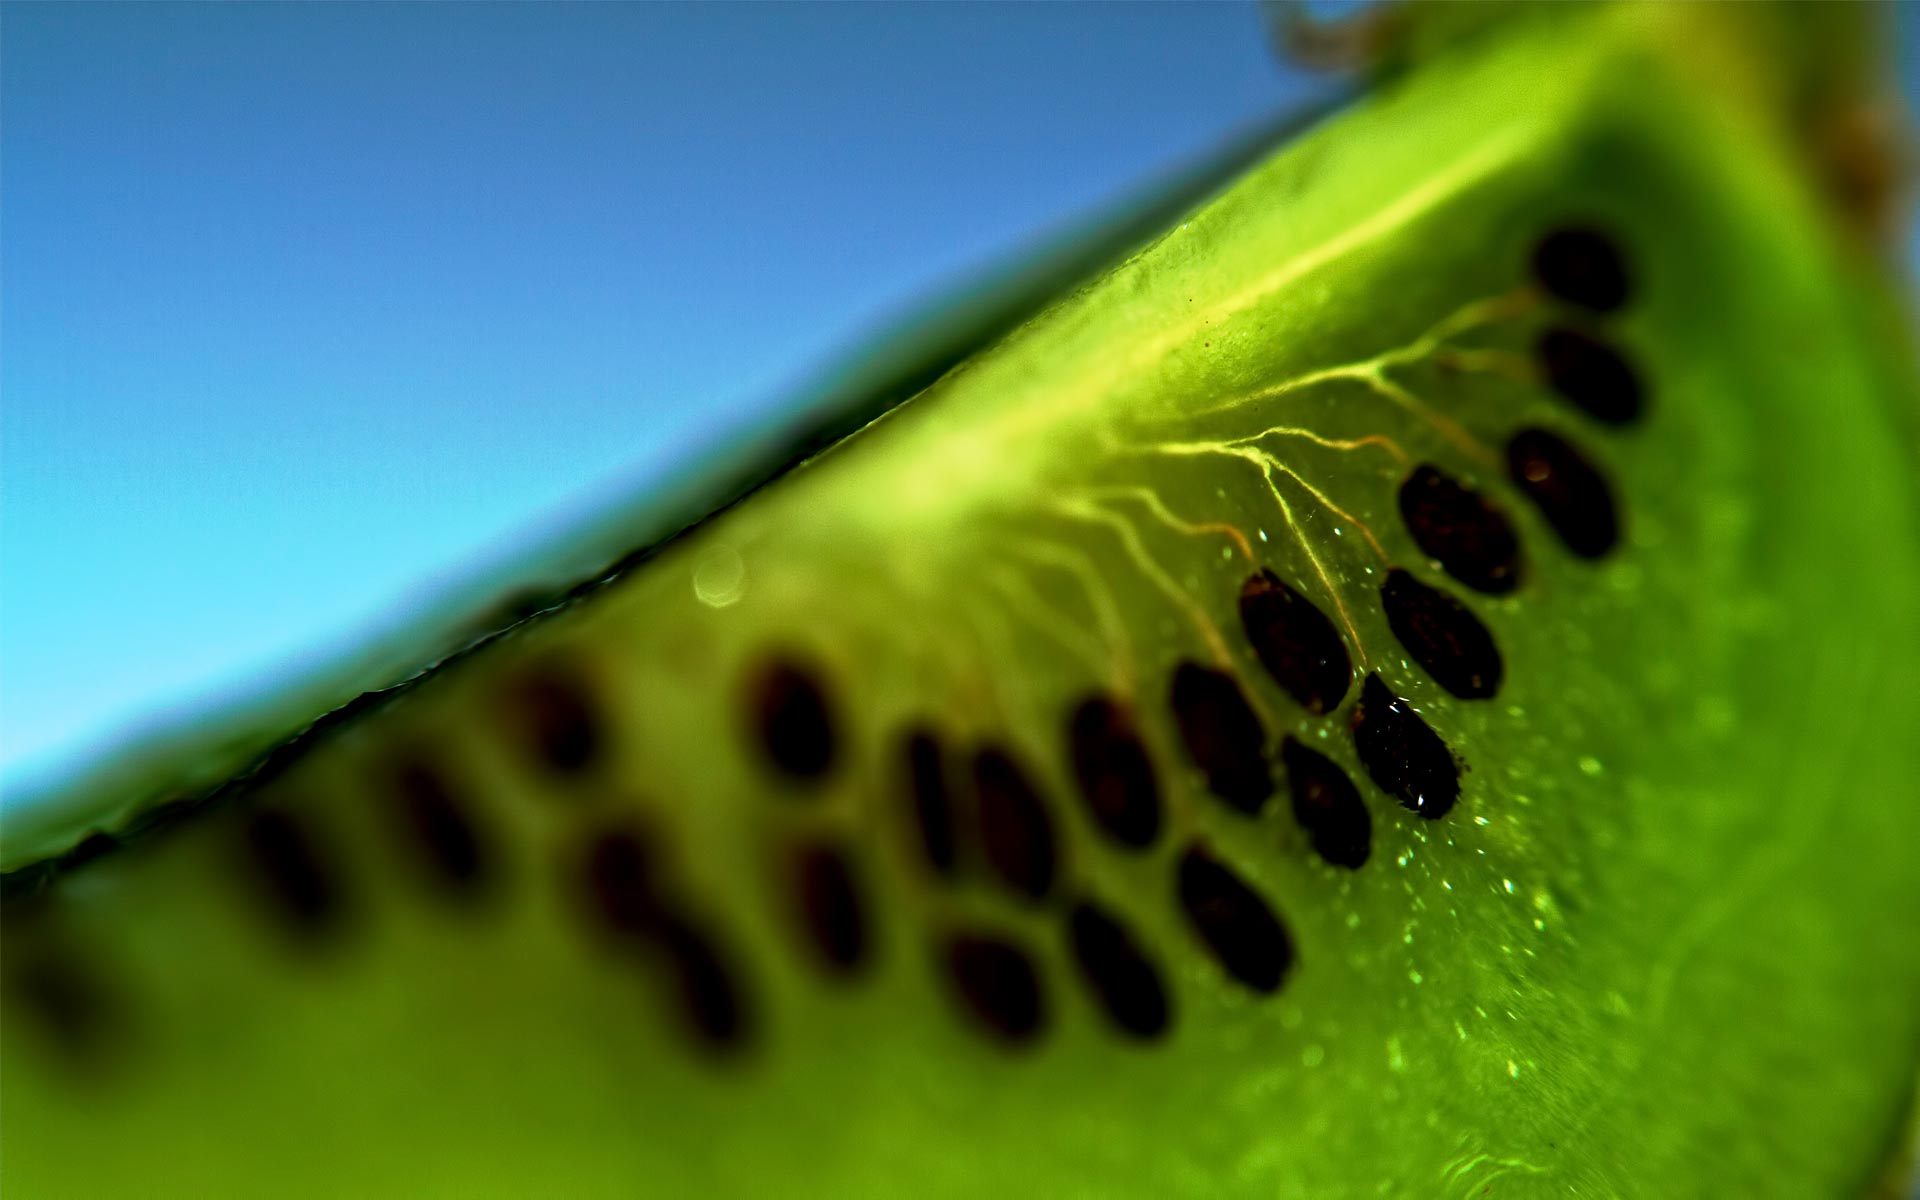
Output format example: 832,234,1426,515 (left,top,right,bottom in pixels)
1516,224,1639,557
504,227,1644,1058
576,827,752,1051
22,228,1658,1073
775,220,1652,1048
